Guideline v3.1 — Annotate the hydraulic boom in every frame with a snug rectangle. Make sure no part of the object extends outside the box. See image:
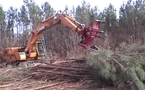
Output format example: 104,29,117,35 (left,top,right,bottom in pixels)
2,12,106,62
